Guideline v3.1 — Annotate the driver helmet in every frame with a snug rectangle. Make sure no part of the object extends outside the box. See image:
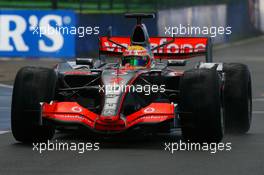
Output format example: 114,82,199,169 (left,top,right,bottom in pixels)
122,45,151,68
